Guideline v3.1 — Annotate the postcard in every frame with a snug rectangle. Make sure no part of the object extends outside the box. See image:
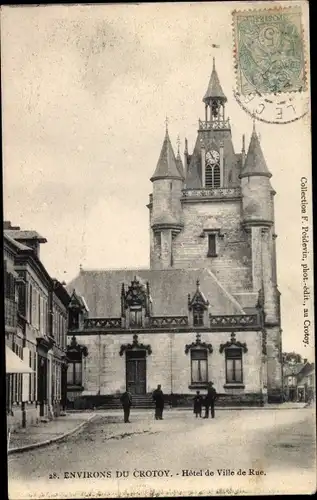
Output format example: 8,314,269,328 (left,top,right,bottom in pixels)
3,1,315,498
